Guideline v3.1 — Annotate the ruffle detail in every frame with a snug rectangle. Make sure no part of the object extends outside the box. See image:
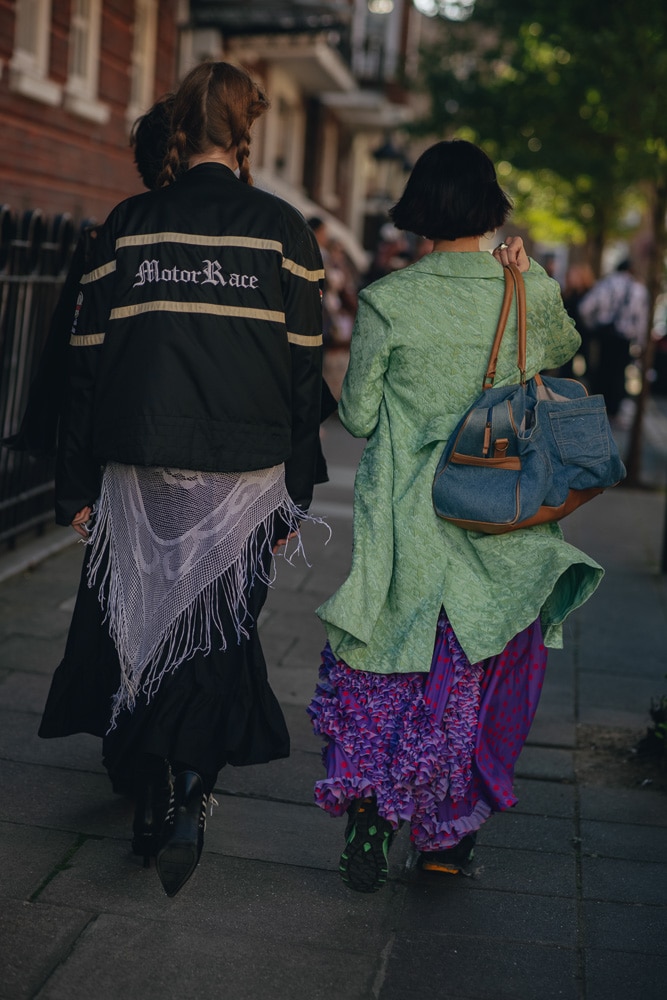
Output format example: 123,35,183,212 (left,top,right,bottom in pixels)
309,647,448,829
308,612,485,838
308,610,547,850
414,798,492,851
430,615,484,802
